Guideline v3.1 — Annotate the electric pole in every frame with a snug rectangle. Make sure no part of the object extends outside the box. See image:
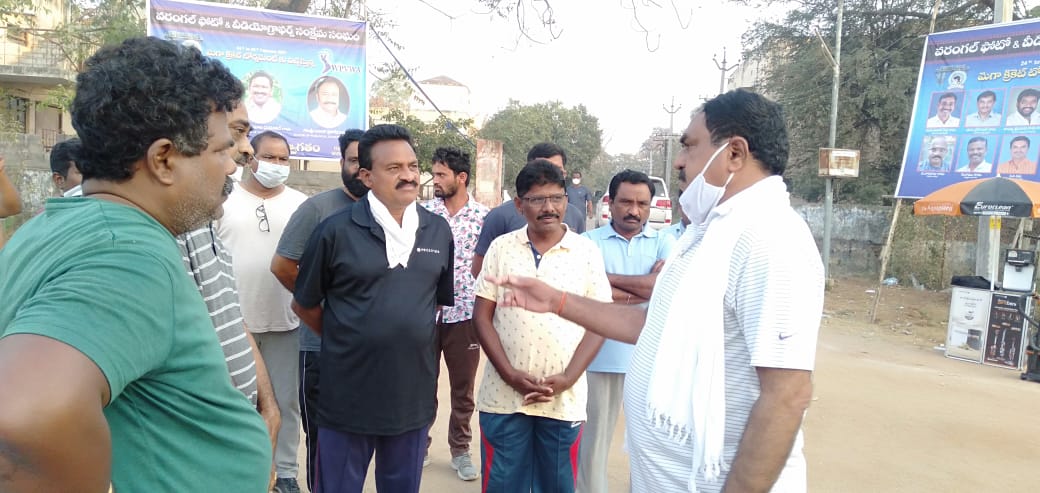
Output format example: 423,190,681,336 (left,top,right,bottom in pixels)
713,48,739,95
663,96,681,190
